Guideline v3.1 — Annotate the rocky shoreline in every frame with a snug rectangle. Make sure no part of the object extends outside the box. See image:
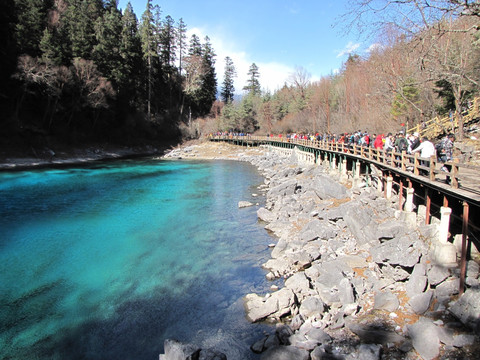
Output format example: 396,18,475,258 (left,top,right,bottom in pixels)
160,142,480,360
